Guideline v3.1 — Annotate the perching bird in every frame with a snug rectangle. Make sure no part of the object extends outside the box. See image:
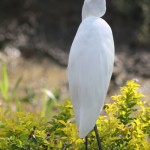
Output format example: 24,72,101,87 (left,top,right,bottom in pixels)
67,0,114,149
